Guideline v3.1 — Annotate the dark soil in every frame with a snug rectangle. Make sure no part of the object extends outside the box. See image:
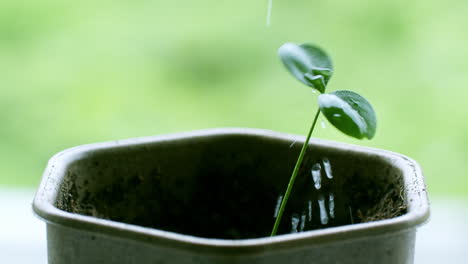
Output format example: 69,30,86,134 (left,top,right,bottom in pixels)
343,171,407,223
56,138,407,239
